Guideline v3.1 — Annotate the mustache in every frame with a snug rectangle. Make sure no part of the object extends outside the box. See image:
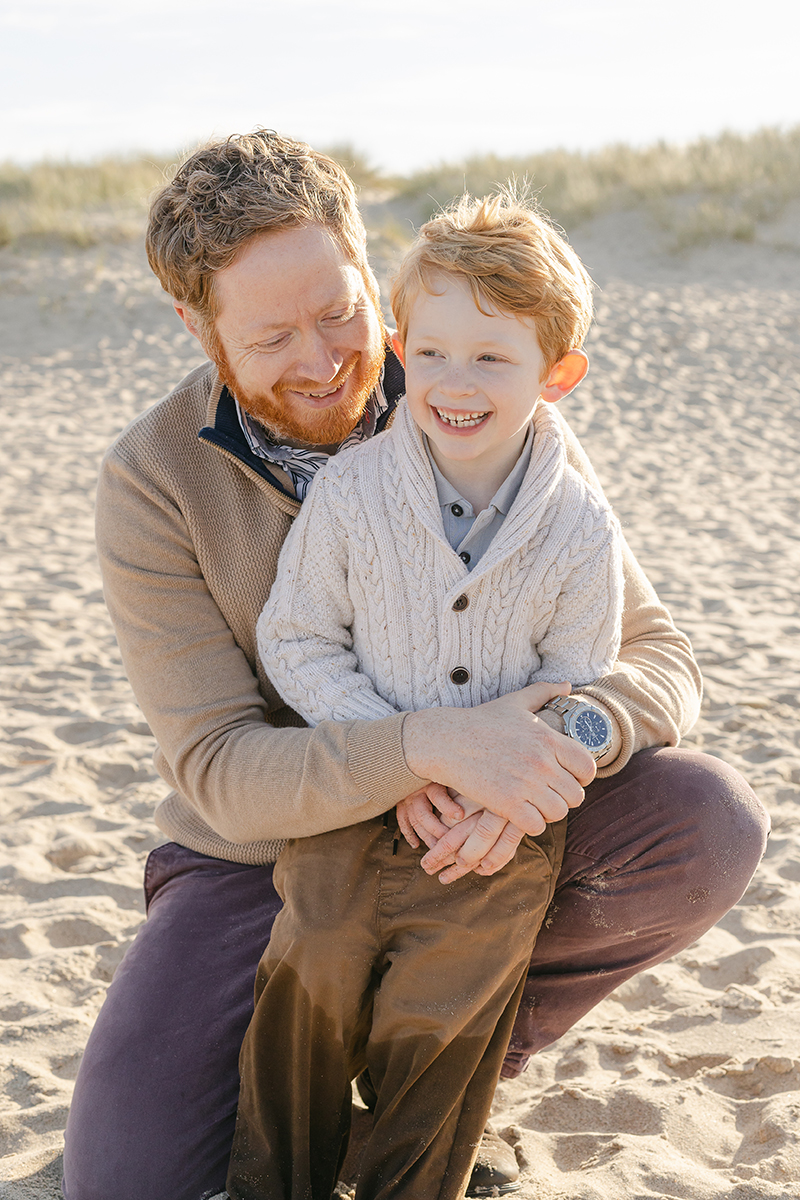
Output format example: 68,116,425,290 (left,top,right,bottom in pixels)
274,357,358,398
